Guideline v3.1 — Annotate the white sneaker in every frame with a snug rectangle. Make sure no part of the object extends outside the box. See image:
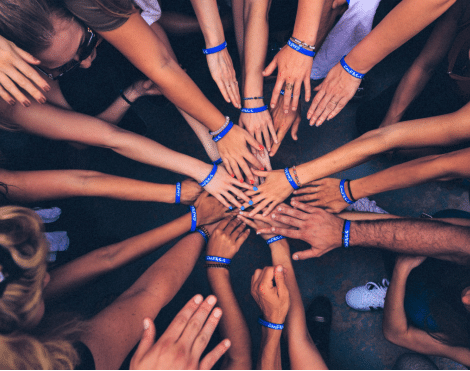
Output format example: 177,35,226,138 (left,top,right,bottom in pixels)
346,197,388,214
34,207,62,223
345,278,389,311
